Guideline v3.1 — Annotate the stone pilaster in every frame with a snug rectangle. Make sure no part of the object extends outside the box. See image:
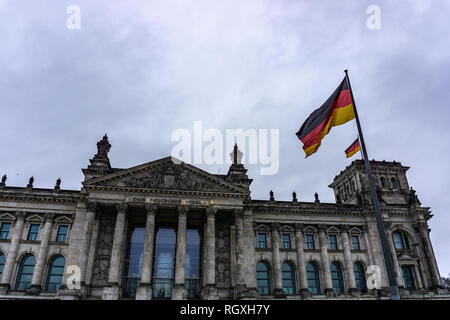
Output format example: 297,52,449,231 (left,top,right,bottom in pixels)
136,205,157,300
29,213,55,294
295,224,311,298
201,206,219,300
318,225,334,296
416,222,442,289
385,229,404,288
172,205,188,300
79,201,98,292
271,223,286,298
102,203,128,300
0,211,25,294
341,226,358,296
